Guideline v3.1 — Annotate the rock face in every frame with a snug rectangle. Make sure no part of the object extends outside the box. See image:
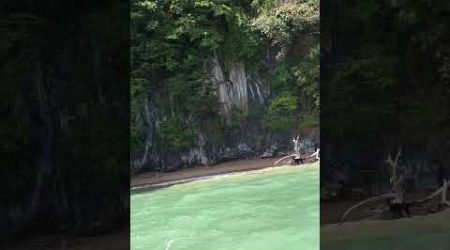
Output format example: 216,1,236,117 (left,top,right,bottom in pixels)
211,57,268,116
135,56,318,173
